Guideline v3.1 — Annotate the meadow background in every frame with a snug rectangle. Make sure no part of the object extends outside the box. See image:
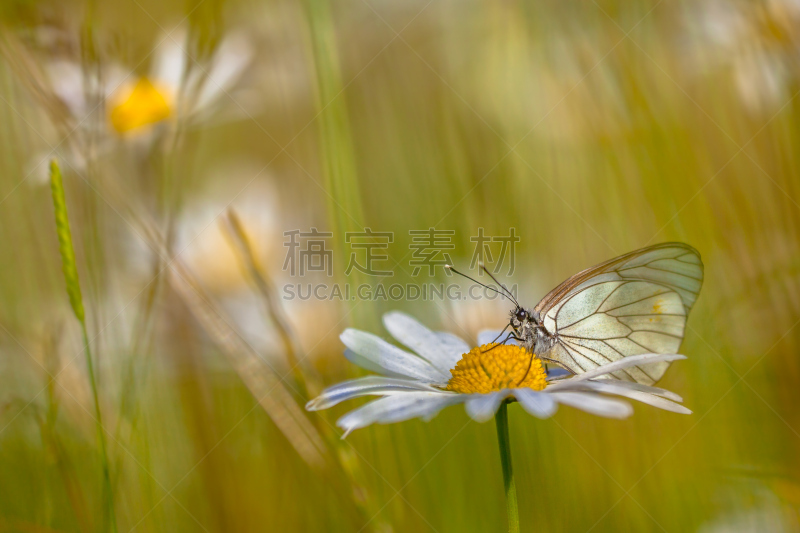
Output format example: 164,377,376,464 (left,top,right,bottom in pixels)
1,0,799,531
